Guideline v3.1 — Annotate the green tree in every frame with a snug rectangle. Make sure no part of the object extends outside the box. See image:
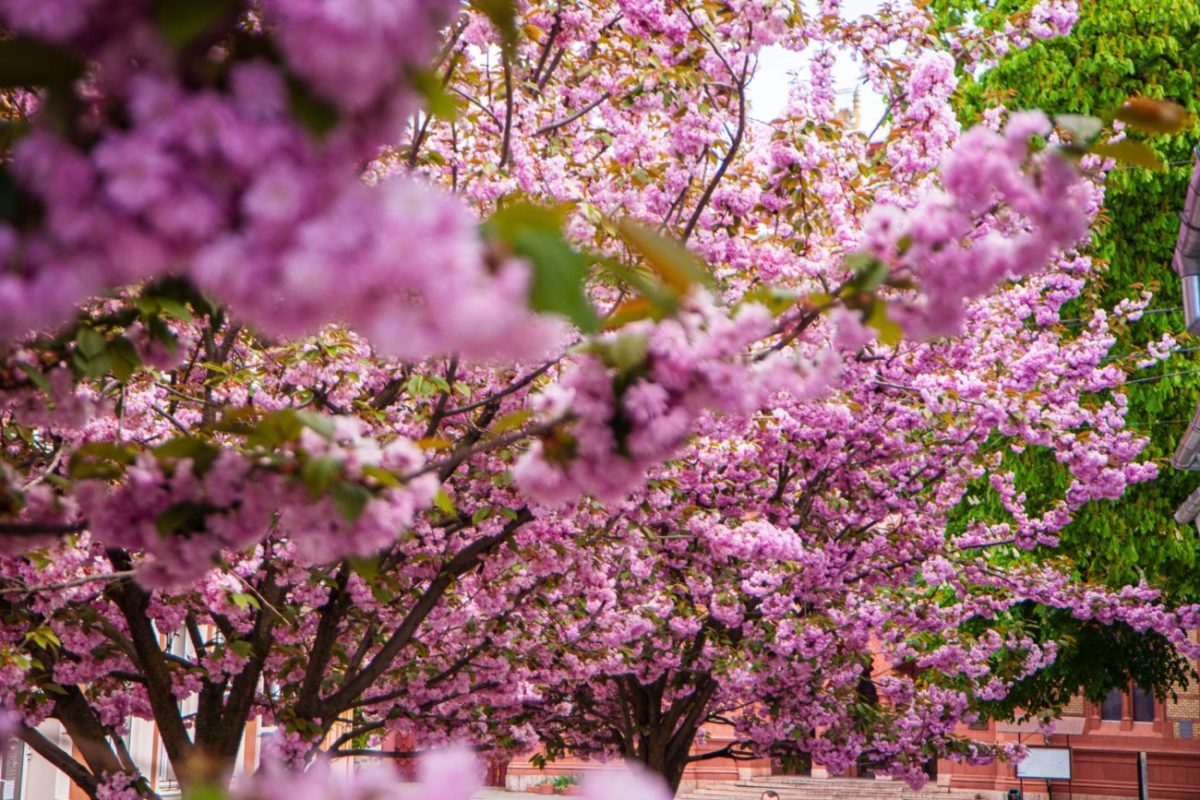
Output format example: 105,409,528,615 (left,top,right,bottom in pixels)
935,0,1200,596
924,0,1200,716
